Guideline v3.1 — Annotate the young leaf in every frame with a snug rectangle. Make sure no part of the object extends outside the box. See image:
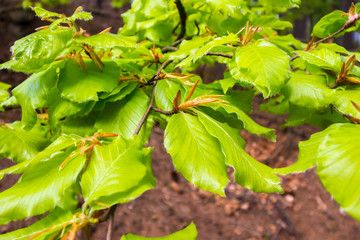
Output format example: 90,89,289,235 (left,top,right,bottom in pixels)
195,110,283,193
81,136,154,209
58,59,119,102
281,71,335,109
230,40,290,98
333,86,360,119
121,222,197,240
0,149,86,225
277,123,360,220
164,112,229,196
296,48,342,72
204,103,276,142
